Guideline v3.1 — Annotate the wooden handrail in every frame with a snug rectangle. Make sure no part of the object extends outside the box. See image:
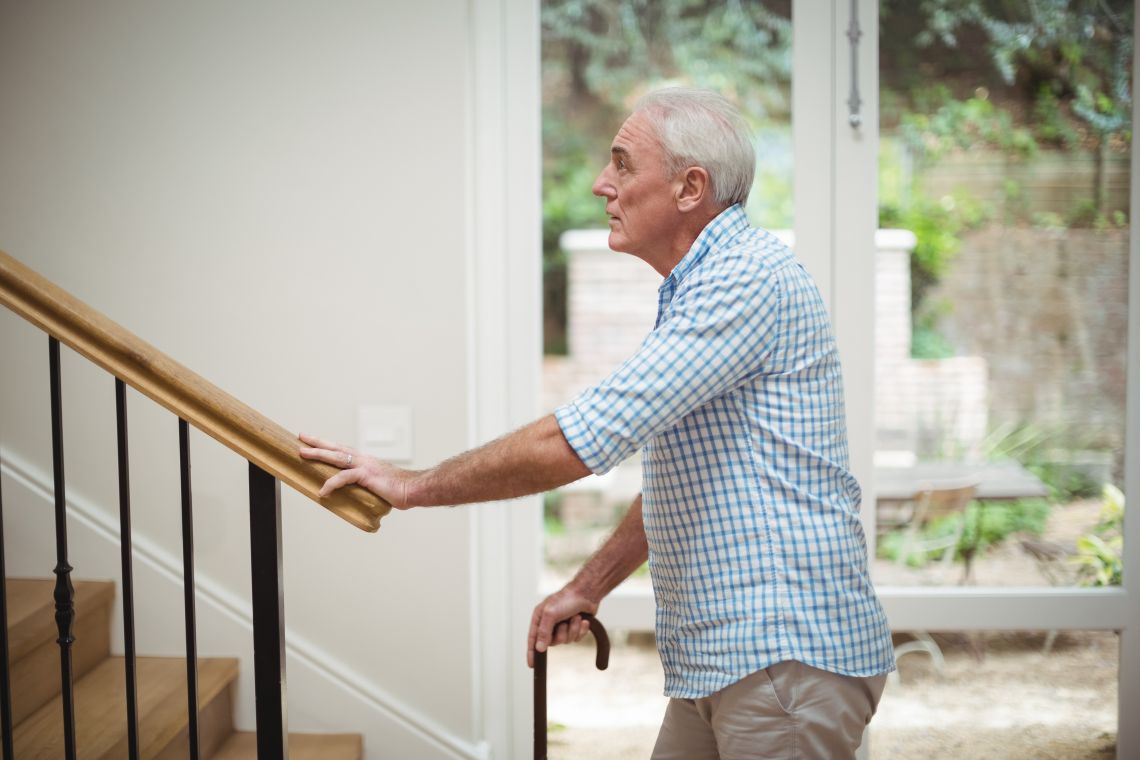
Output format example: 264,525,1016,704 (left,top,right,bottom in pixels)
0,250,390,532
